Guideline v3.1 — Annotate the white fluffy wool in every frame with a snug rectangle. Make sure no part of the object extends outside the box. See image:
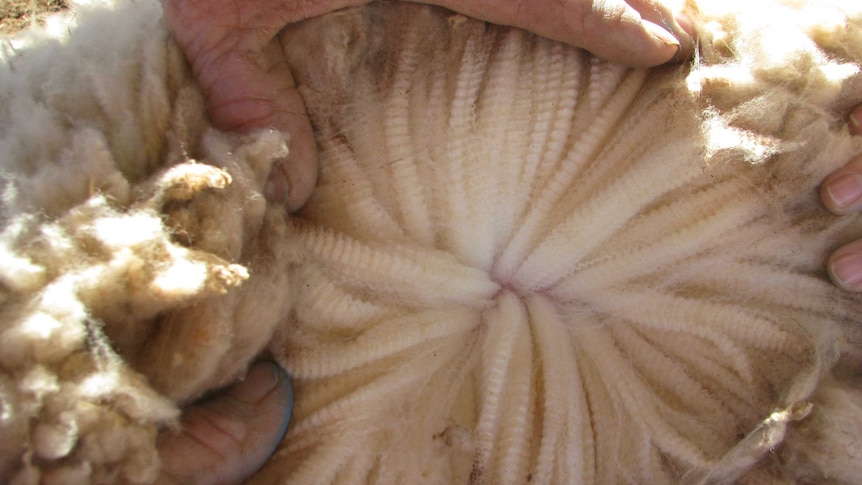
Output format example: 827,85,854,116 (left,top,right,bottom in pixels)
0,1,299,482
2,0,862,483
